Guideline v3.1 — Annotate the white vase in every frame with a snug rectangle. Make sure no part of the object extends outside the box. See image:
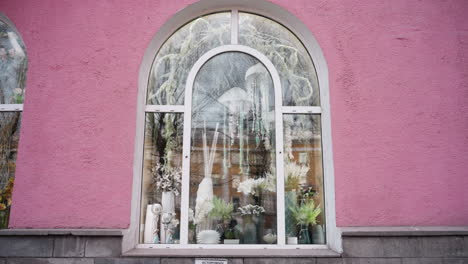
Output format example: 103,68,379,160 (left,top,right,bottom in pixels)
160,191,175,243
143,203,161,244
312,225,325,244
287,236,298,245
224,239,240,244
